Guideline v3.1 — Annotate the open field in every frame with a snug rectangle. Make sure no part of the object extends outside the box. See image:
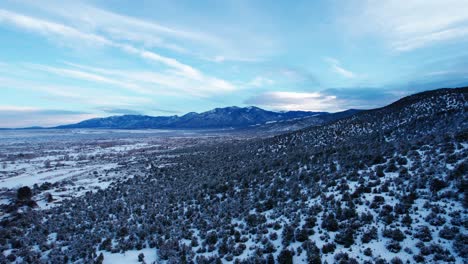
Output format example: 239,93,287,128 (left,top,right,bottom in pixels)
0,129,243,209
